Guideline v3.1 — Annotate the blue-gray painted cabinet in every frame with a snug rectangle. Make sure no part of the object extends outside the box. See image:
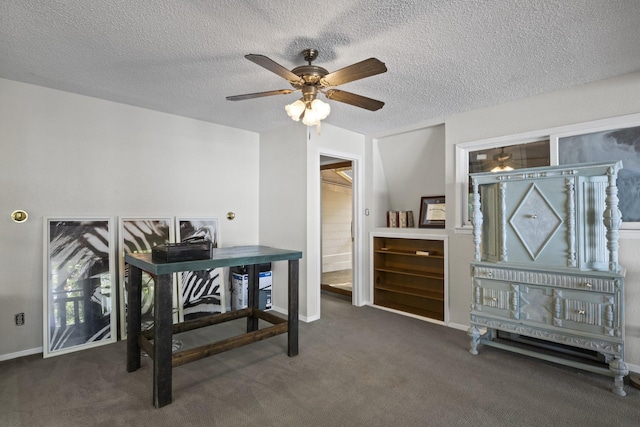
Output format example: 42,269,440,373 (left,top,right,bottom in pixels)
468,161,627,396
